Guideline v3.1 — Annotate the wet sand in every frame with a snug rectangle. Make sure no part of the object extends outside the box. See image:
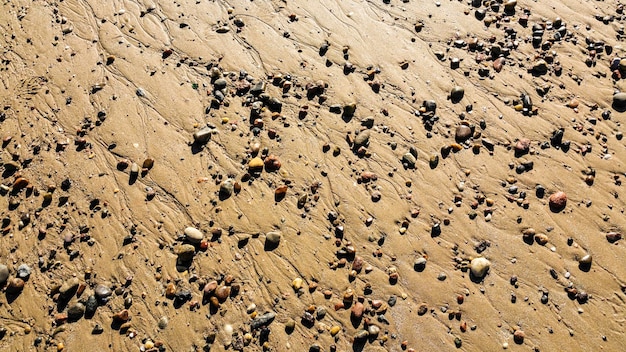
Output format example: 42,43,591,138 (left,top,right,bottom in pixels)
0,0,625,351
